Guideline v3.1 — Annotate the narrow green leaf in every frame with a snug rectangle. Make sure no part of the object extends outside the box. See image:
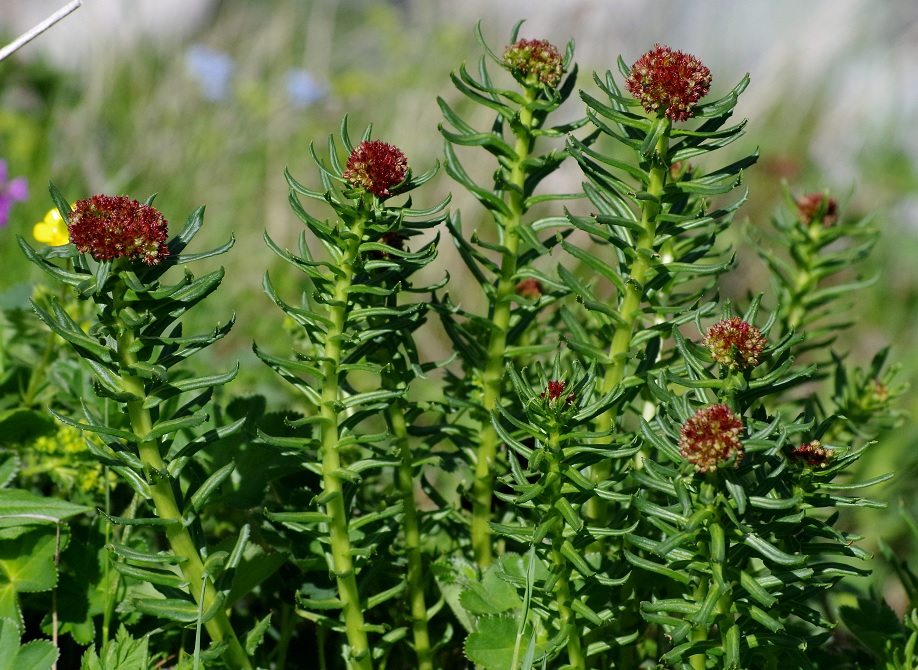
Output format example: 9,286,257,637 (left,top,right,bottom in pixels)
188,461,235,513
